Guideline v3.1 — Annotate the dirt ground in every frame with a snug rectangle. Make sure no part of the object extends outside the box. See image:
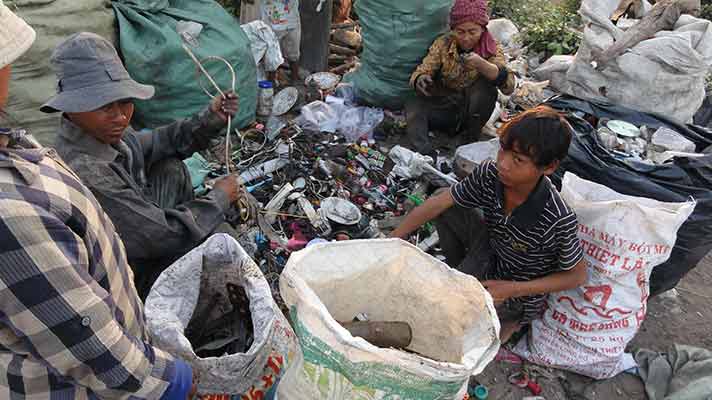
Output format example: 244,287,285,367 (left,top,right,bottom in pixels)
475,251,712,400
